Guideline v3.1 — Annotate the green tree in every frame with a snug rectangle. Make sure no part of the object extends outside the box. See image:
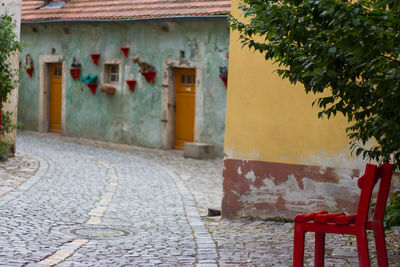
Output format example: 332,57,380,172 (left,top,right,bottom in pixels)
231,0,400,169
0,12,21,155
230,0,400,227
